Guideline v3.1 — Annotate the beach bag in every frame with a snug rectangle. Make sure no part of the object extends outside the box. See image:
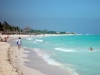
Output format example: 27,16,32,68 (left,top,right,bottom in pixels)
17,41,18,45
